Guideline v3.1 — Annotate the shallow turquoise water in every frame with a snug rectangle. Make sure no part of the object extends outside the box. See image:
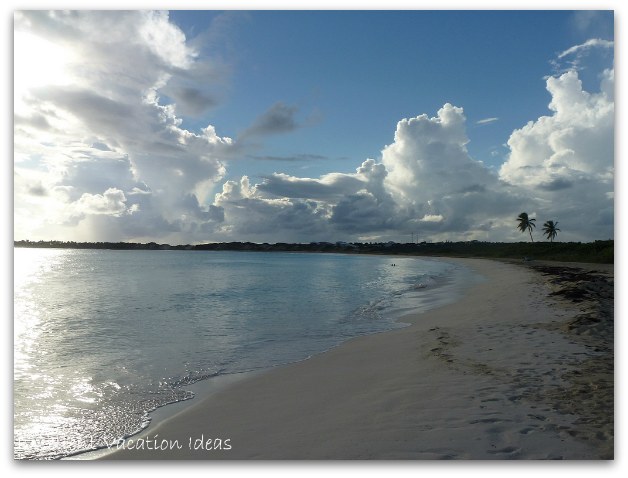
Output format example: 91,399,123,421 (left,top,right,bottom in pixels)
14,248,476,459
